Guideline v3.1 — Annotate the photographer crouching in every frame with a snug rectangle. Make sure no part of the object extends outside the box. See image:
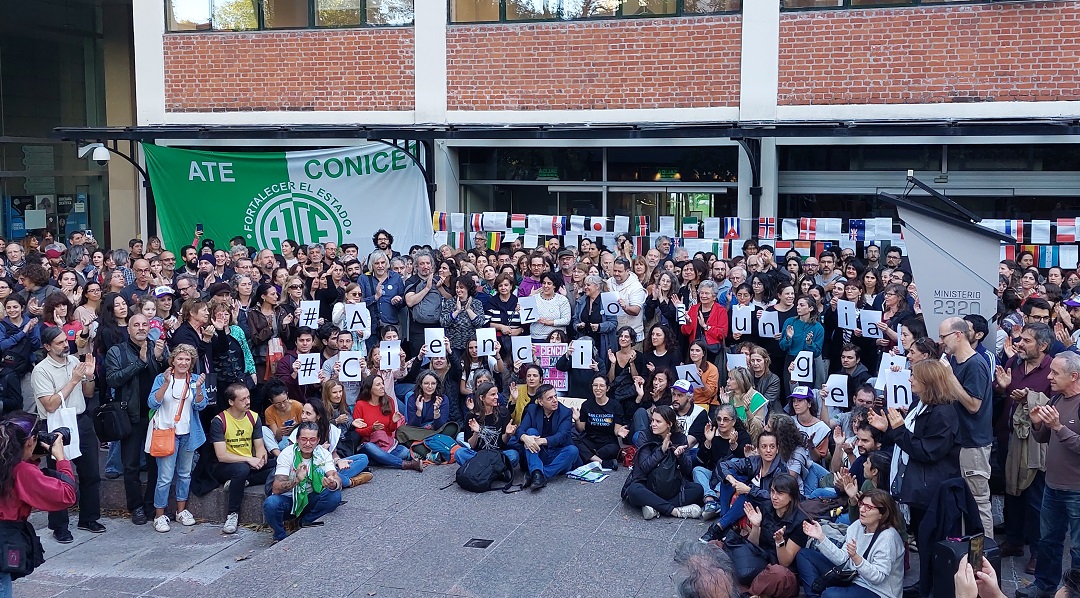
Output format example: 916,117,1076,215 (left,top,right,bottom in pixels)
0,412,77,596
